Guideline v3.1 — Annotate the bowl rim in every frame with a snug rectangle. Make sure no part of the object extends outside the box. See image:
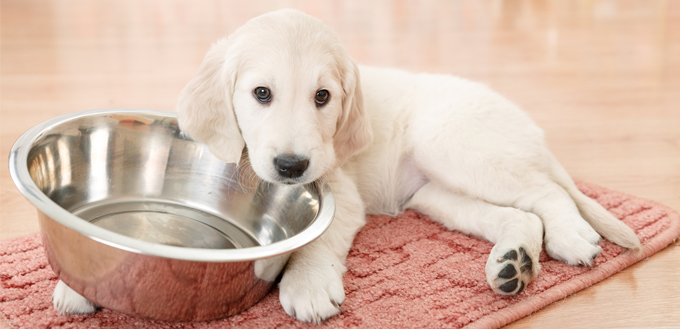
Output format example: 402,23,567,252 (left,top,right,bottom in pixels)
8,108,335,262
